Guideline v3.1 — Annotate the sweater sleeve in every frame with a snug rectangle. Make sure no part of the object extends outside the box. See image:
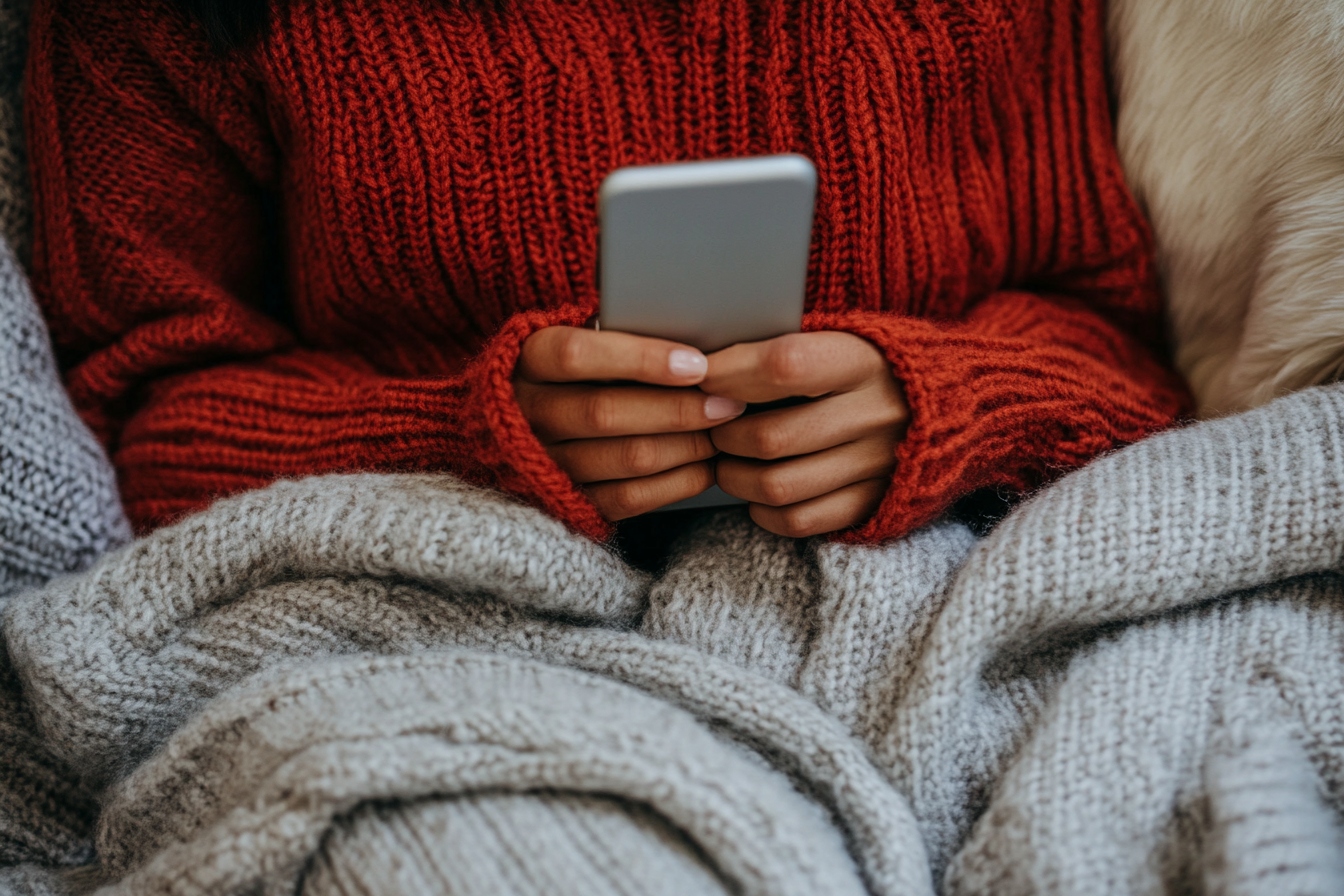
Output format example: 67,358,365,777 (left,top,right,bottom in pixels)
809,293,1189,544
25,0,608,538
804,0,1190,544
